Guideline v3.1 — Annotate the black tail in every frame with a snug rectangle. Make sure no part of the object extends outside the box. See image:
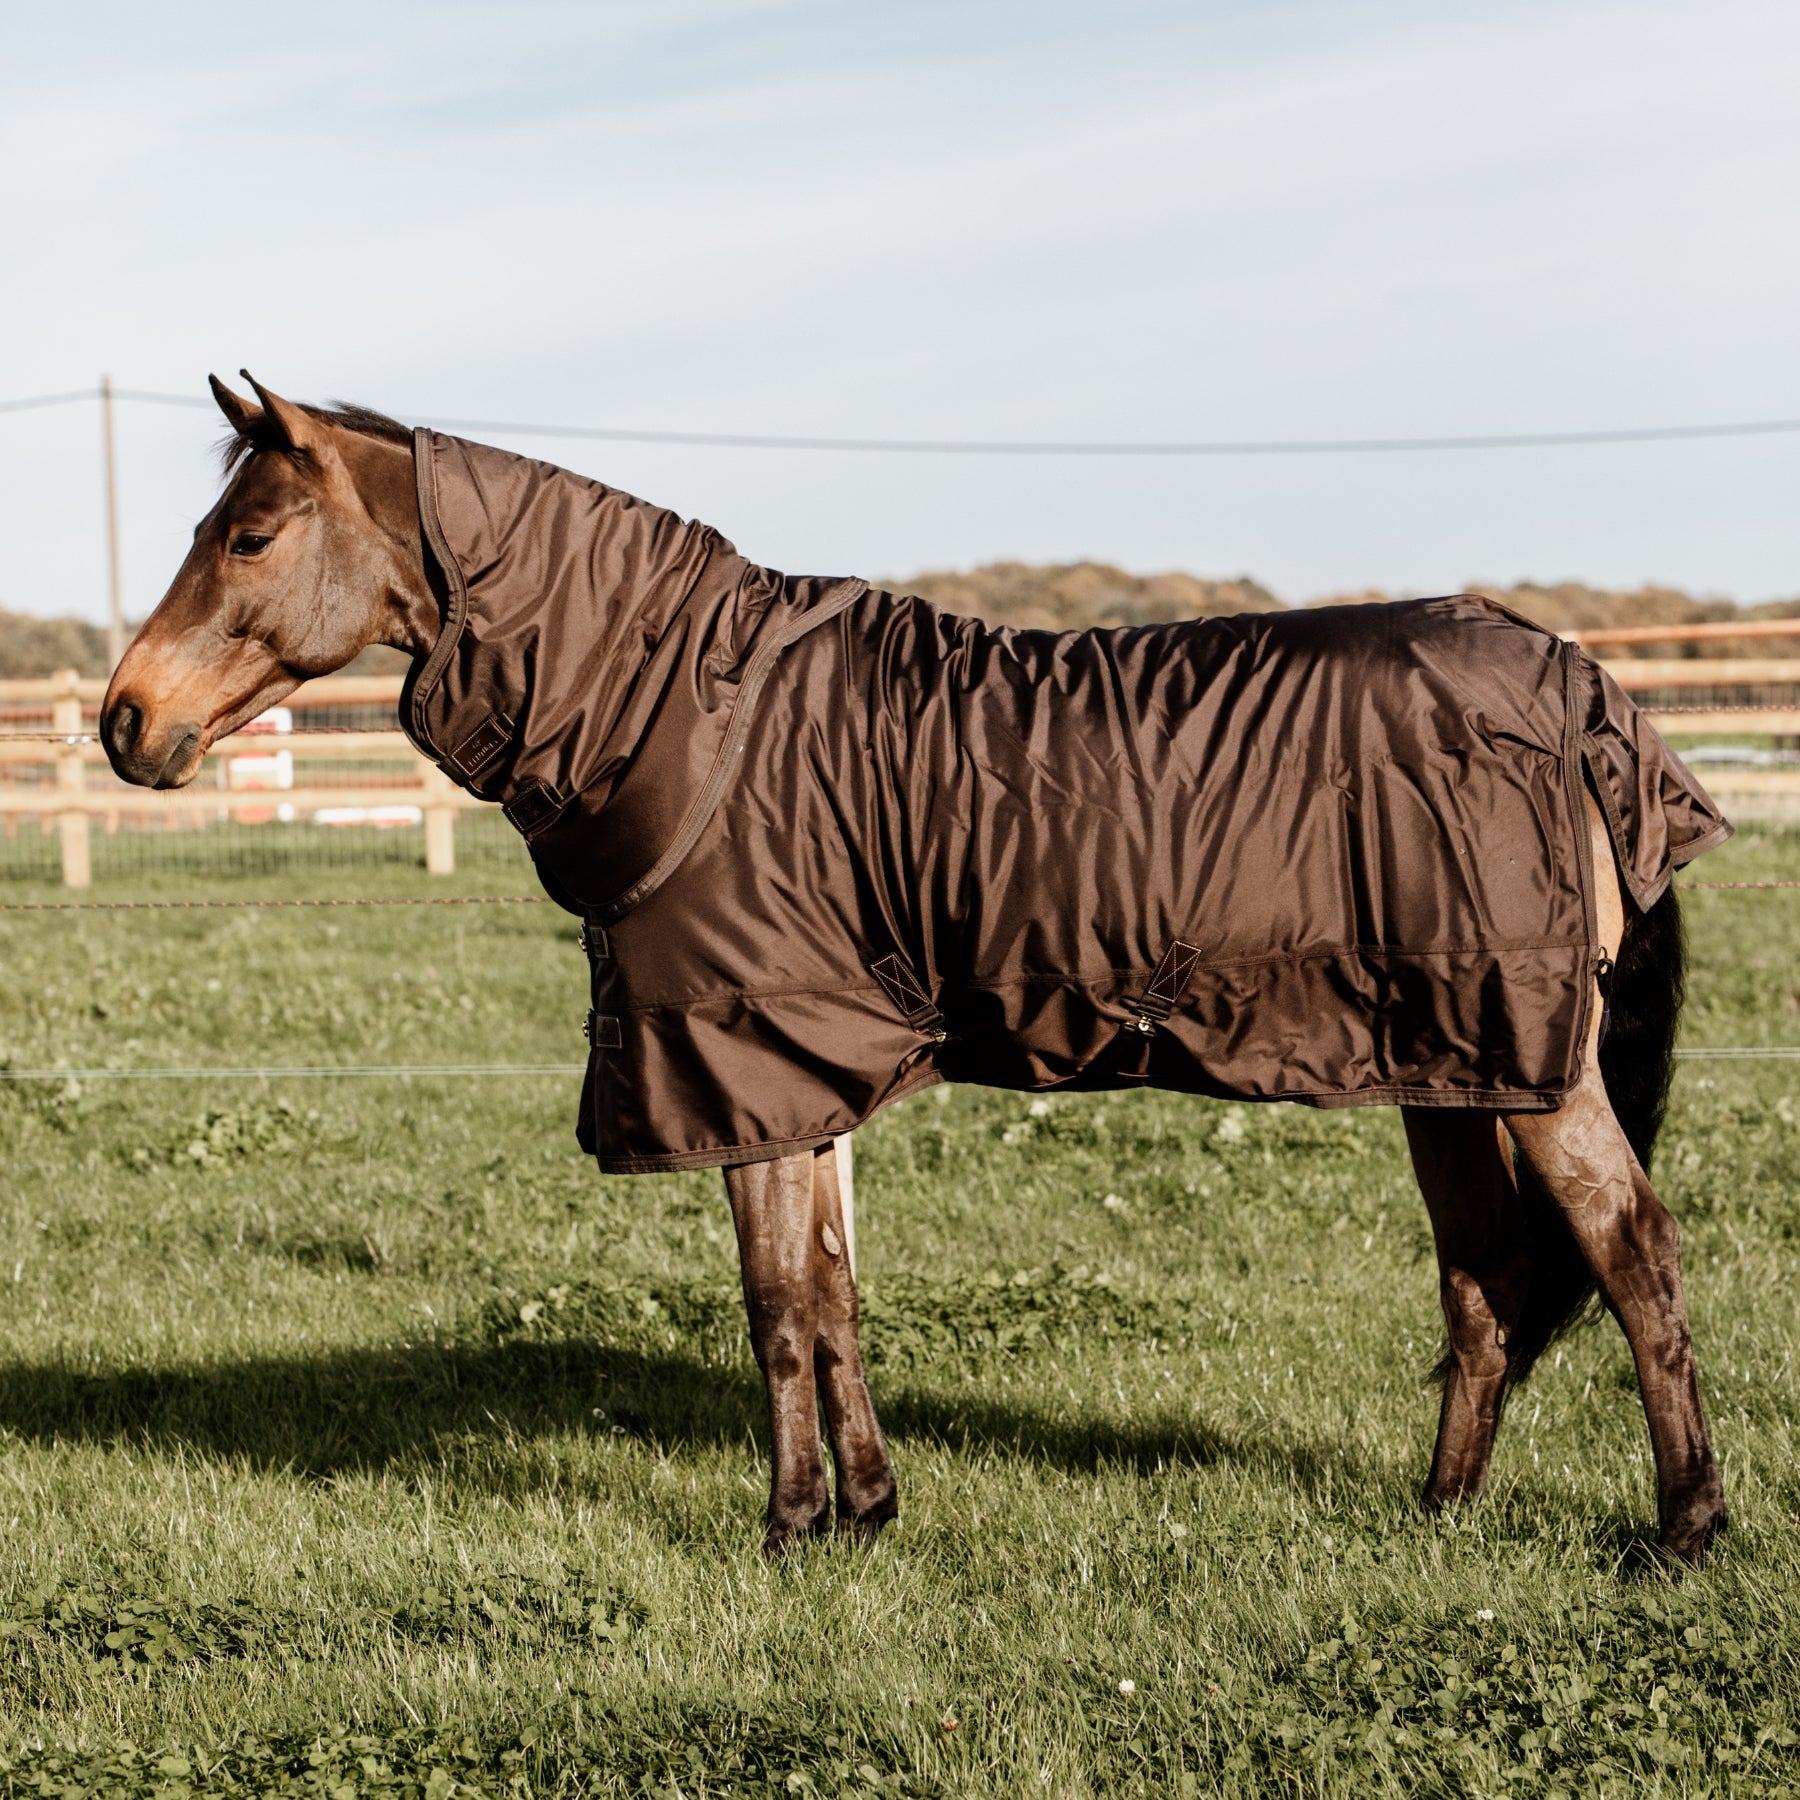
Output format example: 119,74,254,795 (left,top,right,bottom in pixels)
1503,885,1686,1386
